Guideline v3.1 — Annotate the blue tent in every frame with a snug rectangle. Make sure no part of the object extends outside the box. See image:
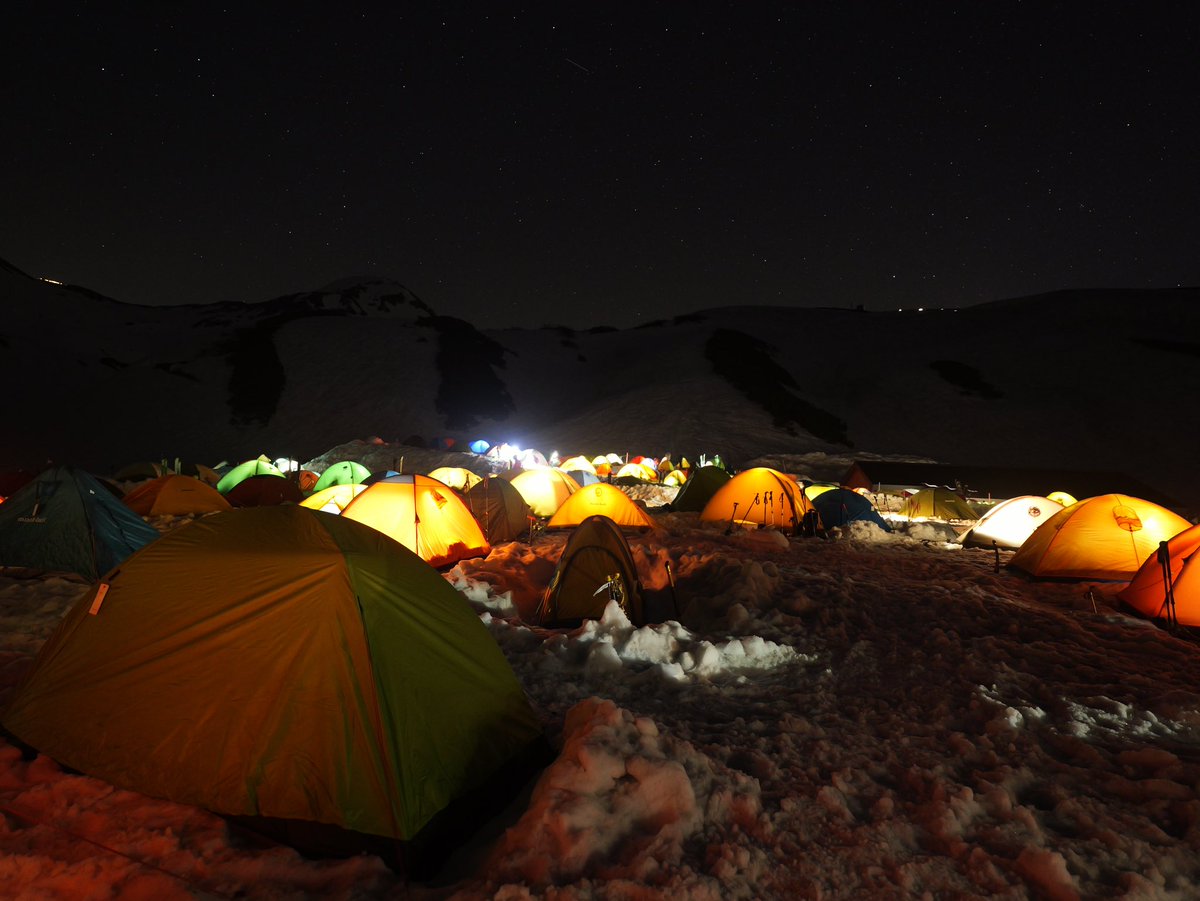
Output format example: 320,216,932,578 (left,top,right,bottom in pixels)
811,488,891,532
0,466,161,579
469,439,491,454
